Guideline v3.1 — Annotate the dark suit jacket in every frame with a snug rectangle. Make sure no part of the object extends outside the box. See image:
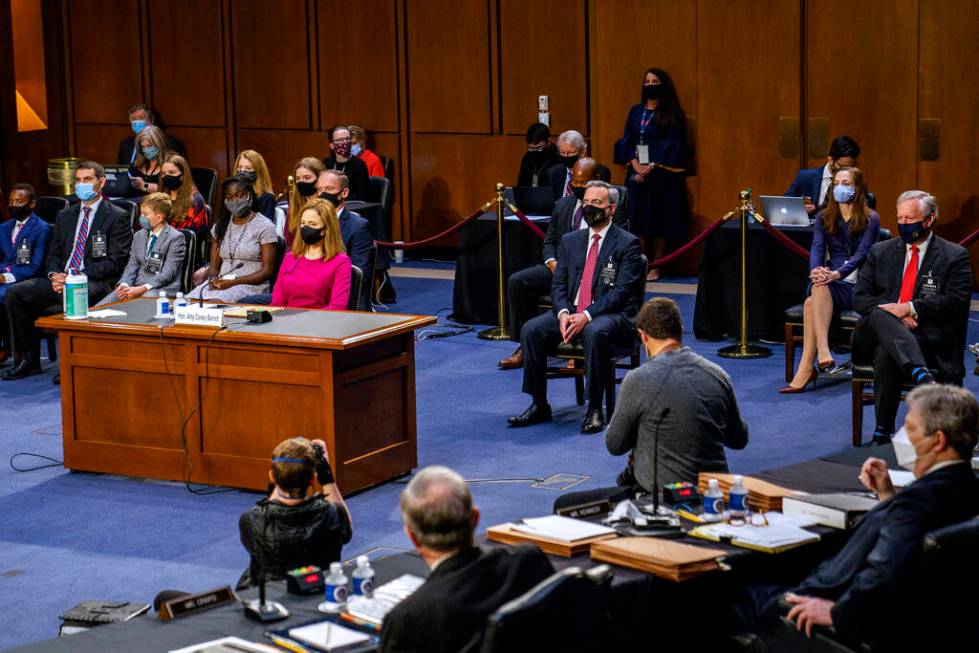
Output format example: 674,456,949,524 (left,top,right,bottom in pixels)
853,235,972,381
116,133,186,165
379,544,554,653
542,196,629,265
46,200,133,284
552,223,644,319
786,166,876,211
338,208,373,274
544,163,612,202
0,213,51,283
793,463,979,646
